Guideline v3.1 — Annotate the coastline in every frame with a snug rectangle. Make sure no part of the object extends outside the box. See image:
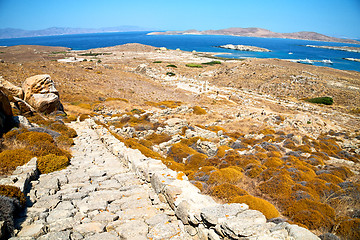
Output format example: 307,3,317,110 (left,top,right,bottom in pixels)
147,32,360,45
